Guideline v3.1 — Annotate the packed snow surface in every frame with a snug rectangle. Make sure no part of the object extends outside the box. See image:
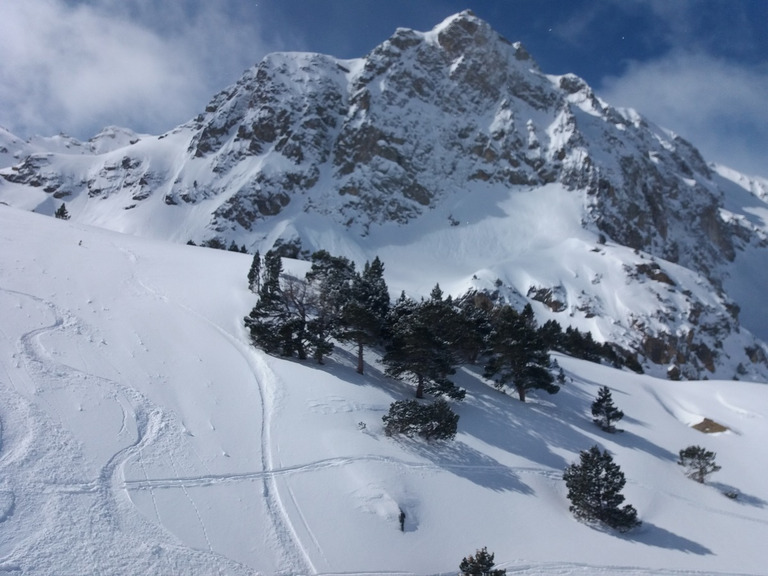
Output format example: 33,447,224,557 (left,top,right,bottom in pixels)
1,206,767,575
